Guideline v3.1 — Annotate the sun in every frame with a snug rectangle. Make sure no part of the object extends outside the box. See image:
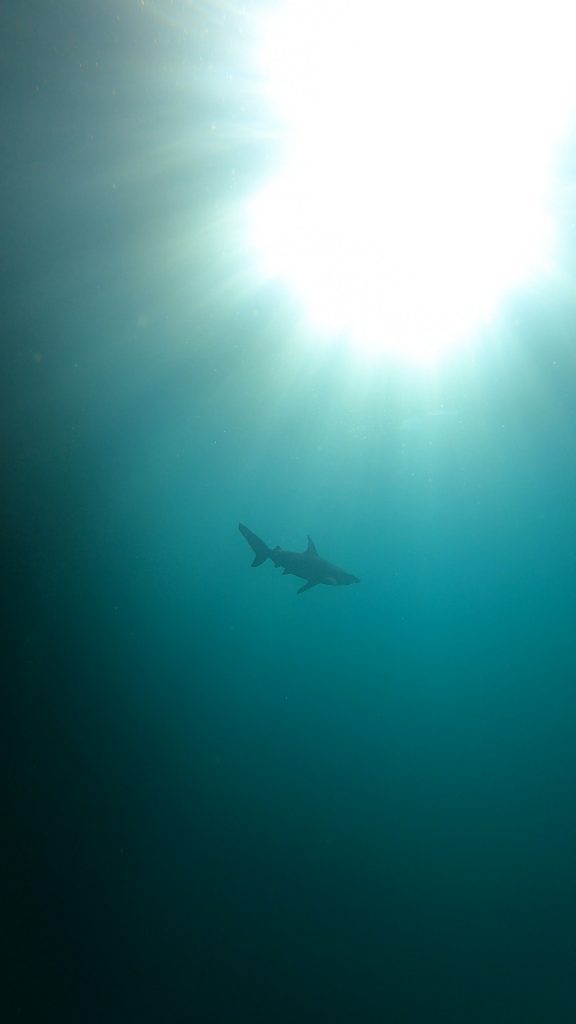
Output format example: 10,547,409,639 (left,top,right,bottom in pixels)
249,0,576,364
